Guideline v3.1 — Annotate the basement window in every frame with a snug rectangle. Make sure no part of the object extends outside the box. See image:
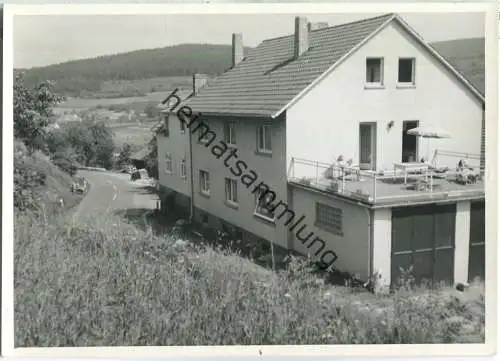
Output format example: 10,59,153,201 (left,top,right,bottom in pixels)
315,203,343,236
